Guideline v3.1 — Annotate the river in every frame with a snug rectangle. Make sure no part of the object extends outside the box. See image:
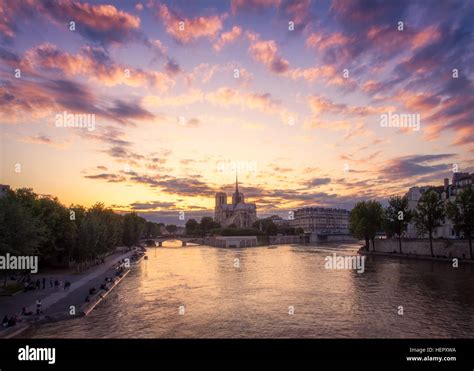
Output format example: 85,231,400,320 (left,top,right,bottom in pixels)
24,241,474,338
